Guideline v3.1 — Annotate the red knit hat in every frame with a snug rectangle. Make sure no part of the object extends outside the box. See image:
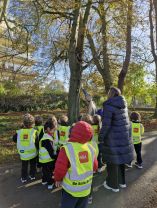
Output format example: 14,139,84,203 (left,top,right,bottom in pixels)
70,121,93,143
